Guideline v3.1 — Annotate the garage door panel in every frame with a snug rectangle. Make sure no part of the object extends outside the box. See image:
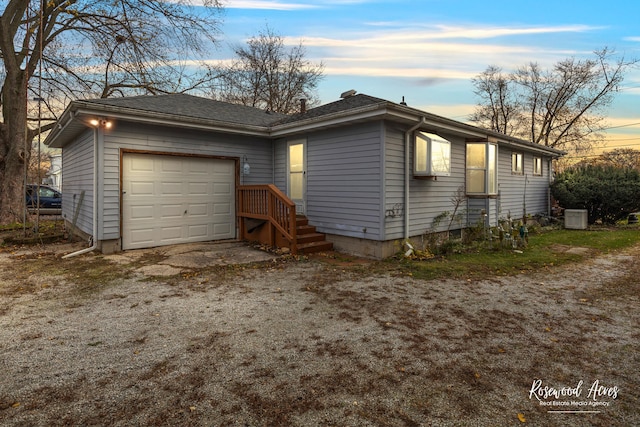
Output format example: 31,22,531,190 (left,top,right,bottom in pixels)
213,223,232,236
213,203,231,214
187,224,209,238
160,158,183,172
129,228,155,246
130,181,155,196
130,158,155,172
161,181,183,195
130,205,155,220
159,226,182,239
187,203,208,216
188,182,209,195
189,161,211,174
213,182,231,193
160,204,185,219
123,153,236,250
